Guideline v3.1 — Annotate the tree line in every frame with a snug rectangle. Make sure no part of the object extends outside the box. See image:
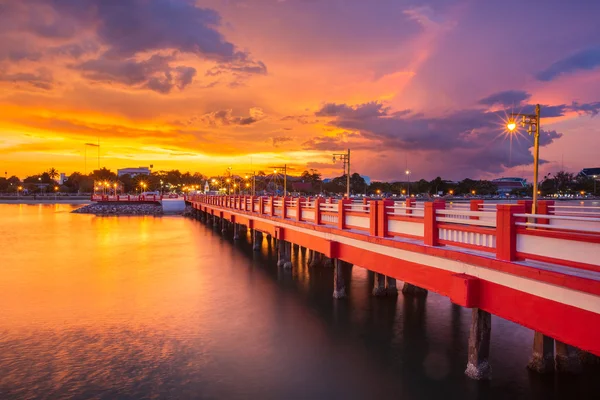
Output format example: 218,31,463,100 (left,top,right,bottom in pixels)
1,167,597,196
